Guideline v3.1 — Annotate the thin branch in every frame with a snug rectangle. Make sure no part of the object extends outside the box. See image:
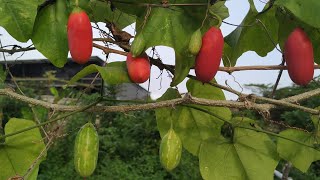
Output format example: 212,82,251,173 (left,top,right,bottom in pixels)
0,88,319,115
93,43,127,56
0,46,36,54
